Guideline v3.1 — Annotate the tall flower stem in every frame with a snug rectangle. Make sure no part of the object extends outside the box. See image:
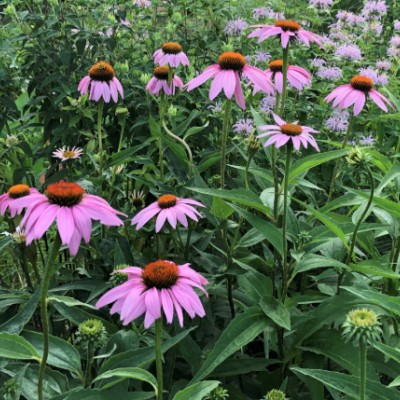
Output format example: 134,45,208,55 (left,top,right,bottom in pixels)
337,167,375,293
359,342,367,400
281,145,292,302
155,318,163,400
159,95,166,181
97,100,105,176
327,114,355,202
244,153,254,190
220,100,232,189
85,342,94,388
162,120,193,178
38,233,62,400
279,46,289,115
111,118,127,186
272,94,281,223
